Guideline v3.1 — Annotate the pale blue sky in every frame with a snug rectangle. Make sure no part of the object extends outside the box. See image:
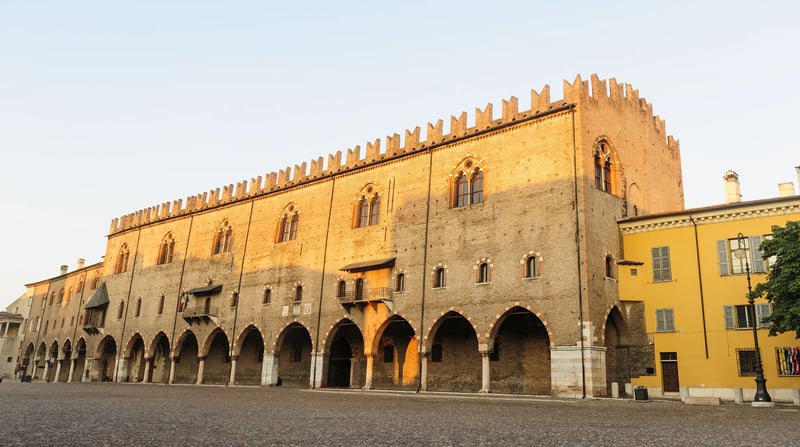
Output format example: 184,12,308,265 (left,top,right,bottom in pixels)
1,1,798,308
